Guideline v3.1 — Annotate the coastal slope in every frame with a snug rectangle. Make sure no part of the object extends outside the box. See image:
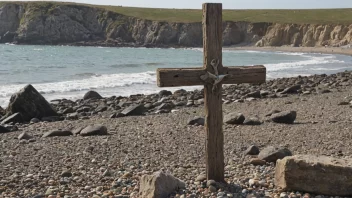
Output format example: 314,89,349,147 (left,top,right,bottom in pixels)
0,2,352,47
